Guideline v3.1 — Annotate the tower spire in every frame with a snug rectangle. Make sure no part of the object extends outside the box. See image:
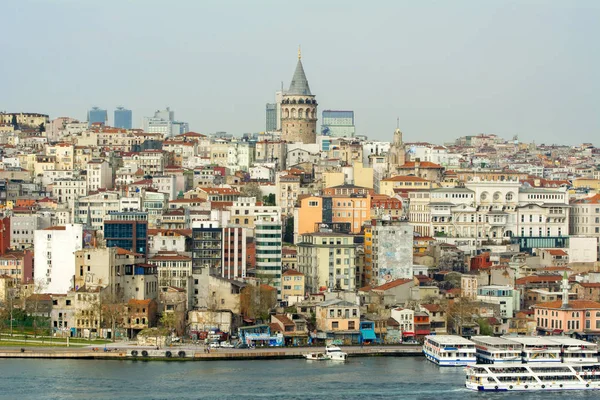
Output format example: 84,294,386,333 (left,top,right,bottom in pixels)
298,45,301,60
